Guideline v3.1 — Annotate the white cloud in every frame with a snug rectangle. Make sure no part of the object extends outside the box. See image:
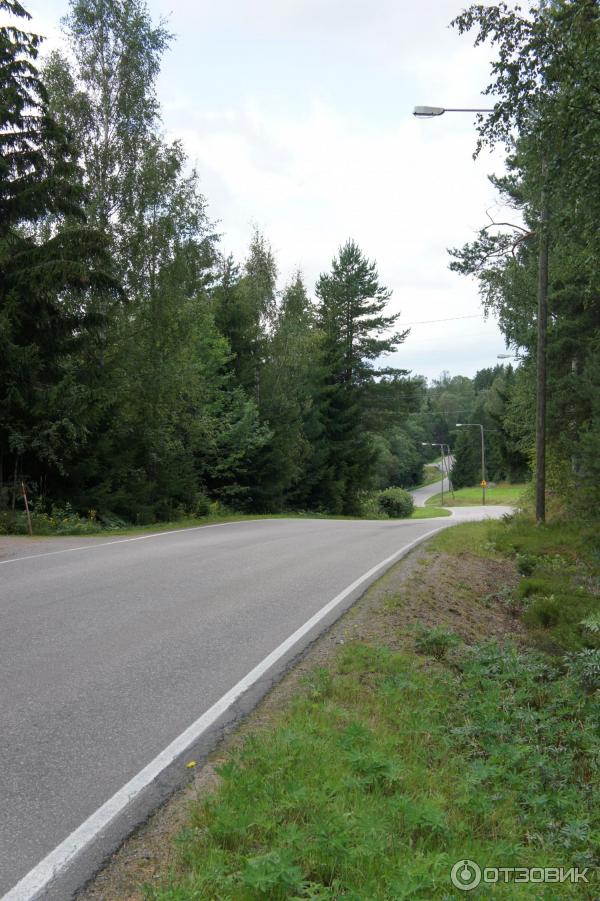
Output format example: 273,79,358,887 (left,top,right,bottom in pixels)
29,0,515,379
